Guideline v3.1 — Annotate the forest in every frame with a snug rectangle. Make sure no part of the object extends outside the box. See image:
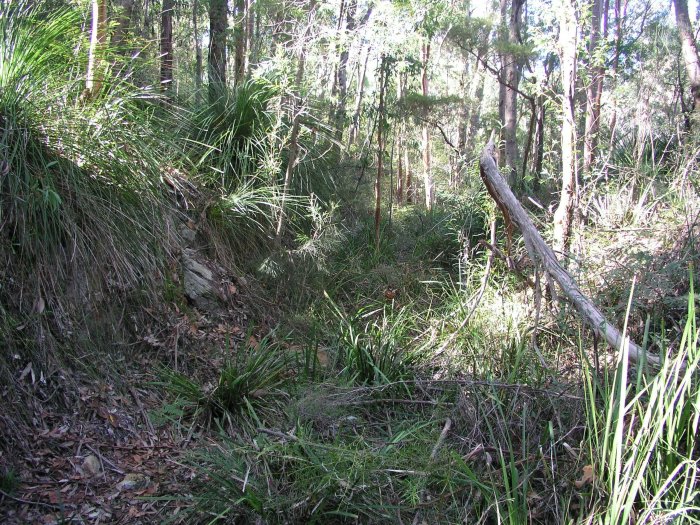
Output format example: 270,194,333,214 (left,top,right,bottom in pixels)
0,0,699,522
